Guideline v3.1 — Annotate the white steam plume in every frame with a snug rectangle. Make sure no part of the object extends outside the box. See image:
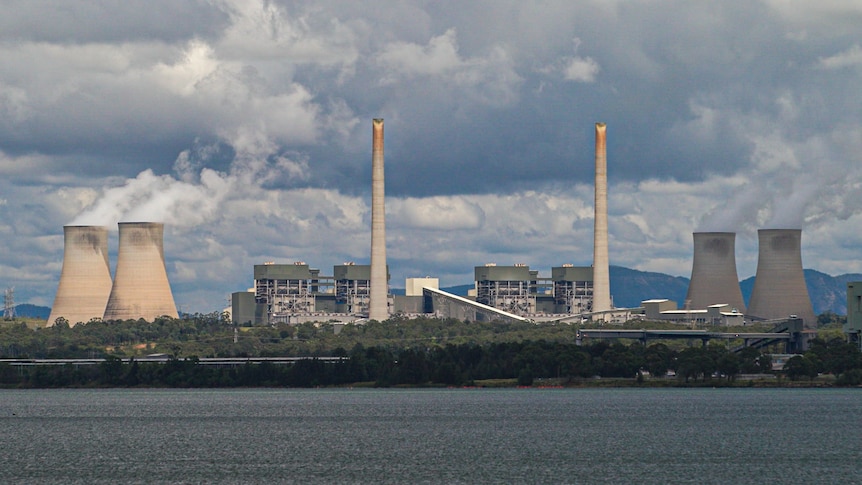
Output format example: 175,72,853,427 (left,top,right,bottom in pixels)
698,167,855,232
69,141,308,228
